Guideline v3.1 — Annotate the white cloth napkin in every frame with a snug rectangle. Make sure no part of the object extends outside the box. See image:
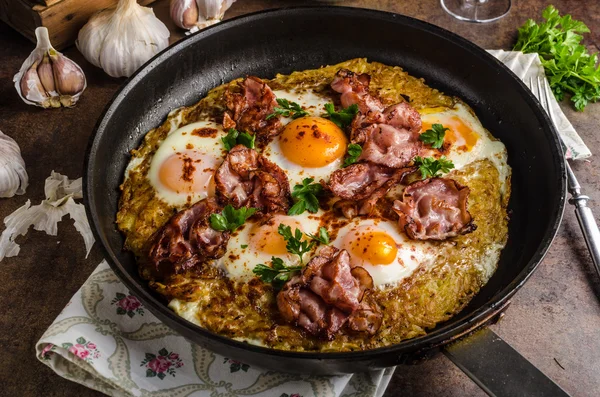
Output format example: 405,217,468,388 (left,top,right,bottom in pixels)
488,50,591,160
35,50,591,397
36,261,395,397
